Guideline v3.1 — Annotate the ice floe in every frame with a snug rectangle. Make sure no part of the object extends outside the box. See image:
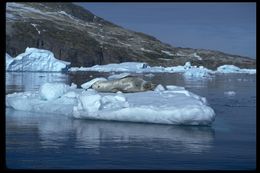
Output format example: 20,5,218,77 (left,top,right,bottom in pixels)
69,61,255,78
6,80,216,125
